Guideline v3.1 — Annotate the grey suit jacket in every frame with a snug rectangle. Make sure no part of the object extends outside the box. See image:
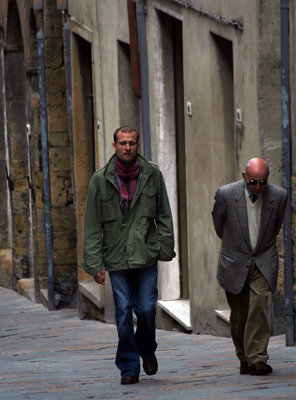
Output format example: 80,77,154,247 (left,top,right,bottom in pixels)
212,180,287,294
